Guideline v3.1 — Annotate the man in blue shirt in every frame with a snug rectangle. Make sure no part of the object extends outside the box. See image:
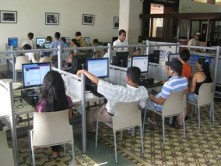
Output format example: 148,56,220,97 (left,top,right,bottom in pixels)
147,58,188,123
